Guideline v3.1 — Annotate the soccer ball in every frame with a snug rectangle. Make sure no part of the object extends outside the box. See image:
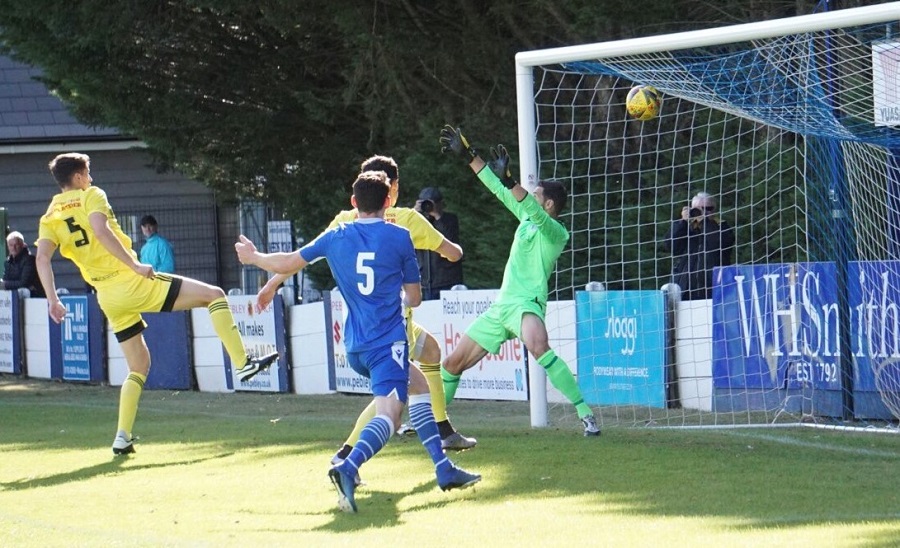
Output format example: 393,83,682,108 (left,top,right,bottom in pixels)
625,85,662,121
